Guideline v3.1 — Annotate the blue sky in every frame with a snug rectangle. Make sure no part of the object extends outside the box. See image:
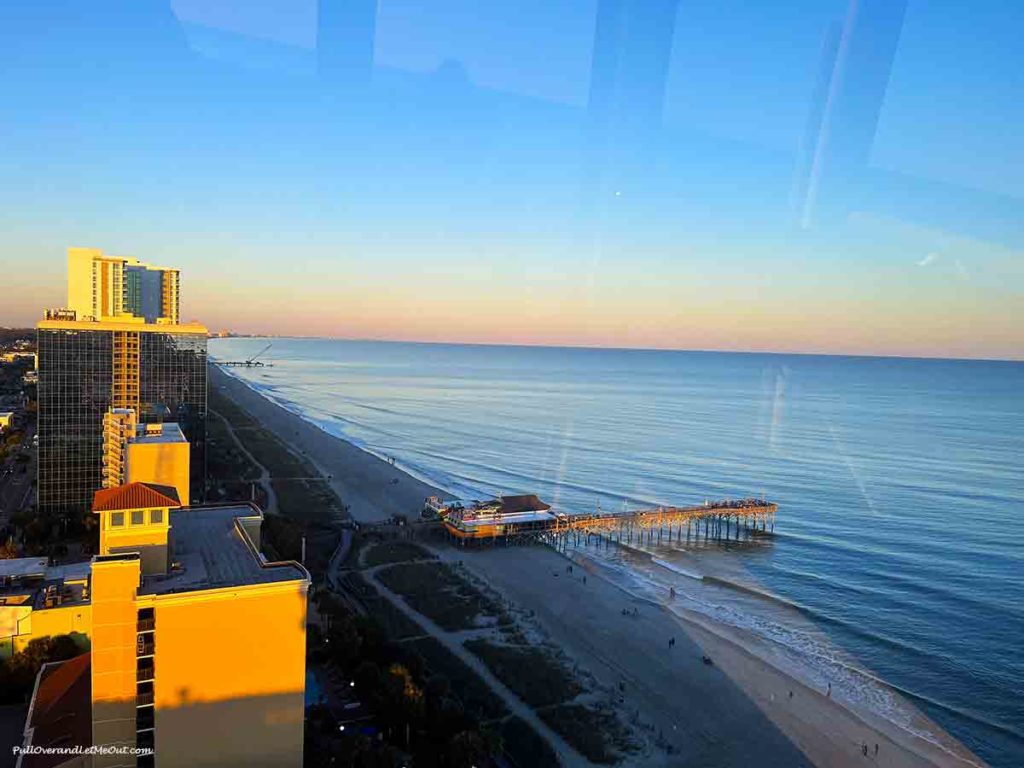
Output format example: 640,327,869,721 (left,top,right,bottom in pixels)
1,0,1021,358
